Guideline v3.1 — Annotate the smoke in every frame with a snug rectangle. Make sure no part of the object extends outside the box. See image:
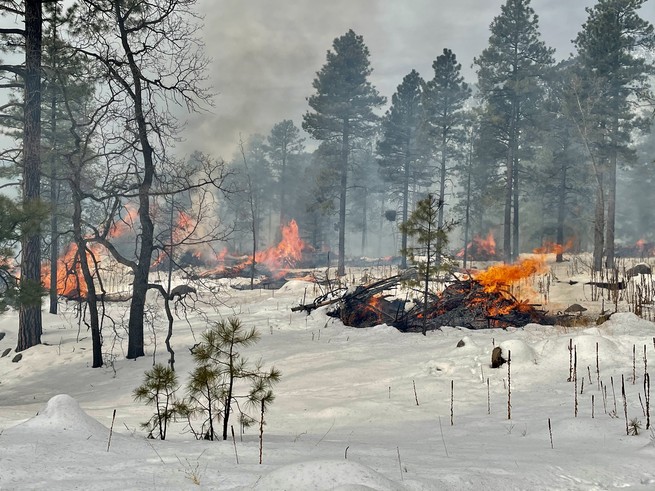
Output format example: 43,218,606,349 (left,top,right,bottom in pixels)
181,0,596,160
